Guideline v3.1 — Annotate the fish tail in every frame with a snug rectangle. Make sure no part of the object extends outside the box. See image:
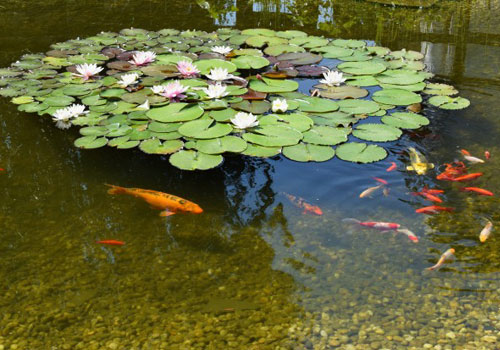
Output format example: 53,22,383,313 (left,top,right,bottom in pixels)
342,218,360,225
105,184,128,195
